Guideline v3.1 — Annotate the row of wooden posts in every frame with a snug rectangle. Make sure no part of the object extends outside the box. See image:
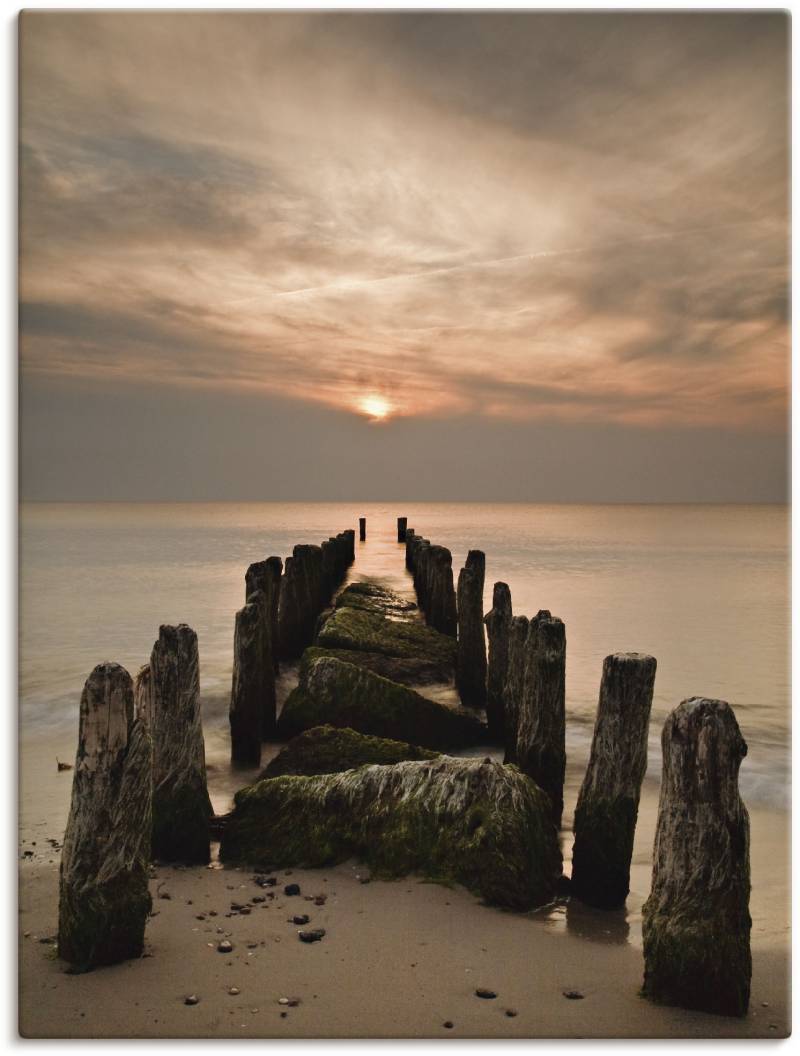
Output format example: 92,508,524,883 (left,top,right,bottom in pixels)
403,519,751,1018
56,515,751,1018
